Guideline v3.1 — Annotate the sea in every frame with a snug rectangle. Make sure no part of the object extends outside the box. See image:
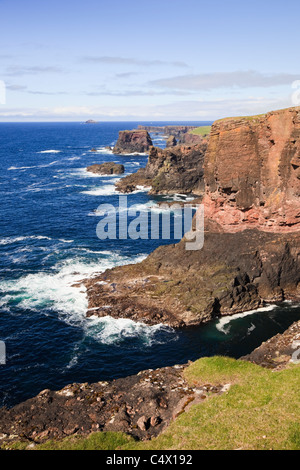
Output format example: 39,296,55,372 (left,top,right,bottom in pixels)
0,121,299,409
